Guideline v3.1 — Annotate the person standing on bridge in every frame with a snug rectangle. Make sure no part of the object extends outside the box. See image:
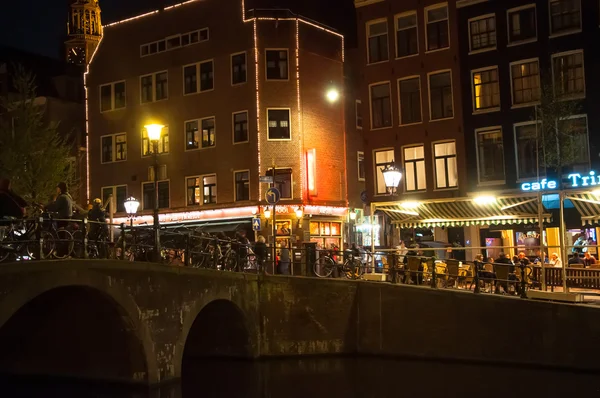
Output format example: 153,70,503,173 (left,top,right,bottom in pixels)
0,178,27,219
254,235,267,272
278,240,290,275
